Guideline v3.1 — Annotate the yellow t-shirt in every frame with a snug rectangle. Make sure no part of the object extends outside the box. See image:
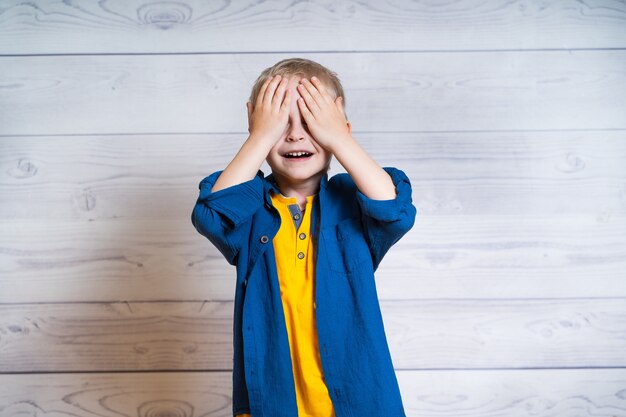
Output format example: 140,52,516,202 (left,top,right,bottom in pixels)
236,190,334,417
